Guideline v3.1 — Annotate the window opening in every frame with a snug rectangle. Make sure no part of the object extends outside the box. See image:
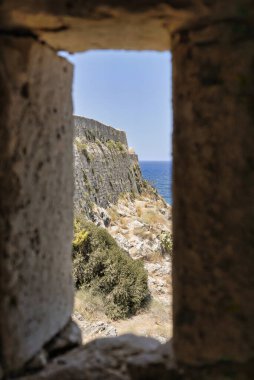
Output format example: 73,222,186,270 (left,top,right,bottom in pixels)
60,50,173,344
